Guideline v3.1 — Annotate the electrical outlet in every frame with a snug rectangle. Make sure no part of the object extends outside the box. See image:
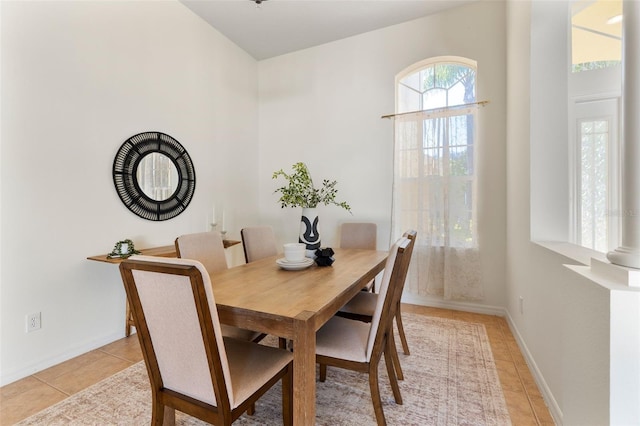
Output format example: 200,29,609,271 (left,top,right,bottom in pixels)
519,296,524,314
26,312,41,332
